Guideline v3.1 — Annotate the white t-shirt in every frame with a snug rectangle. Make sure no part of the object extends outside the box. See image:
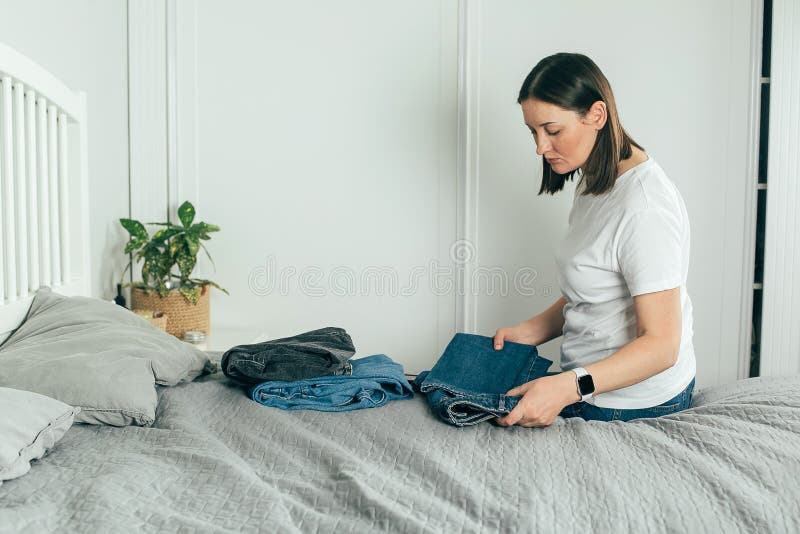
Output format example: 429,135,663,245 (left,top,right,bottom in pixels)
554,157,696,409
